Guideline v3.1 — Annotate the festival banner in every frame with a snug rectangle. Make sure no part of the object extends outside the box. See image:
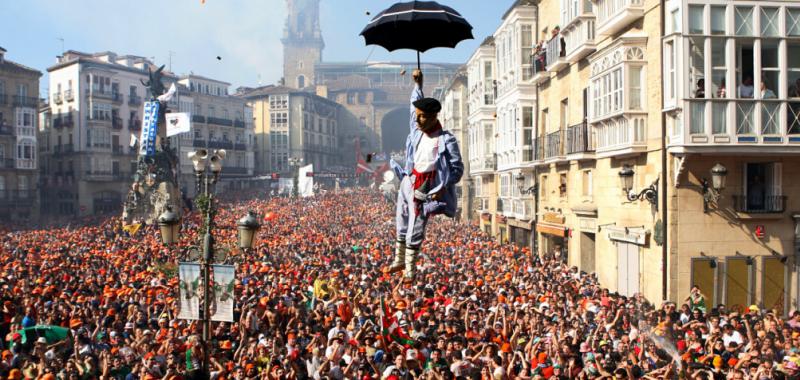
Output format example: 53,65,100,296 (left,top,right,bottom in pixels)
298,164,314,198
210,264,235,322
165,112,191,137
177,262,201,320
139,101,160,156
